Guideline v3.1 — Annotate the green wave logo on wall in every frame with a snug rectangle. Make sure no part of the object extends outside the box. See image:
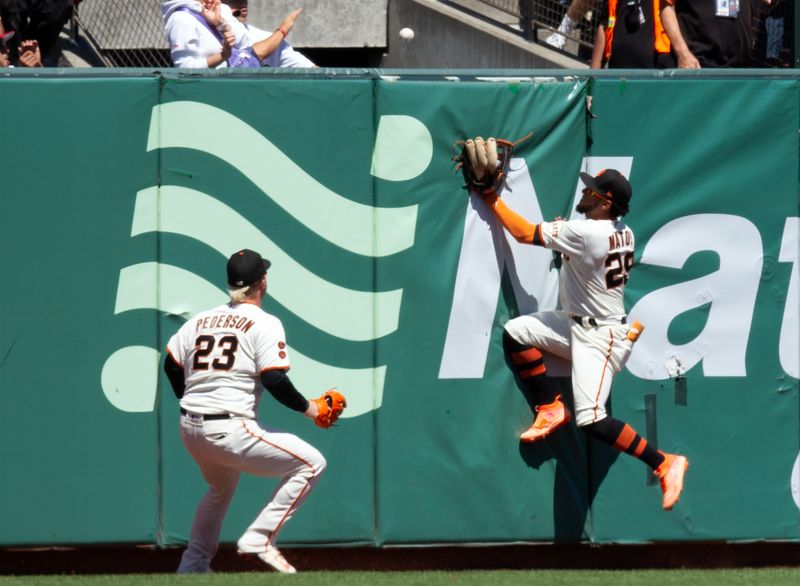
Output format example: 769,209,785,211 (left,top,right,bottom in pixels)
100,101,432,419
